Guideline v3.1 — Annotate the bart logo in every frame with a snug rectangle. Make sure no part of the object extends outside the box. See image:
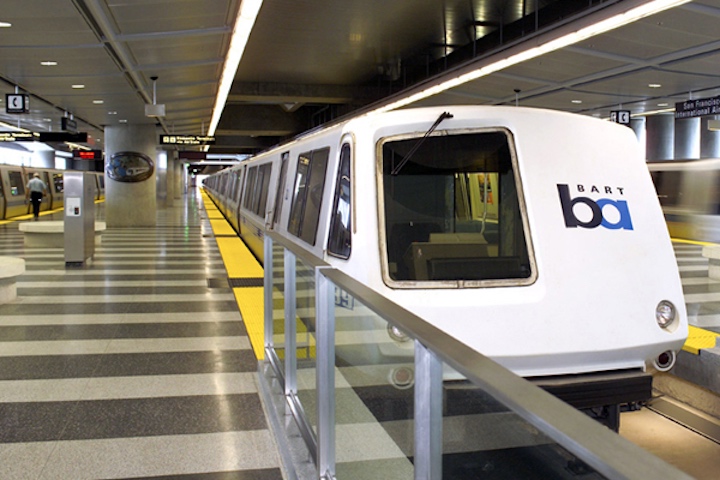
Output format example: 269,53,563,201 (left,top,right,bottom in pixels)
557,184,633,230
